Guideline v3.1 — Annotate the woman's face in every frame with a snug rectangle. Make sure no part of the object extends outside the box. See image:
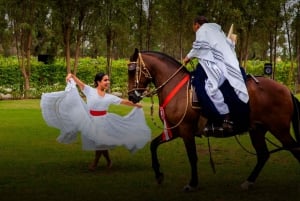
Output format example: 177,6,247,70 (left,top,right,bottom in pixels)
98,75,110,90
193,22,200,32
